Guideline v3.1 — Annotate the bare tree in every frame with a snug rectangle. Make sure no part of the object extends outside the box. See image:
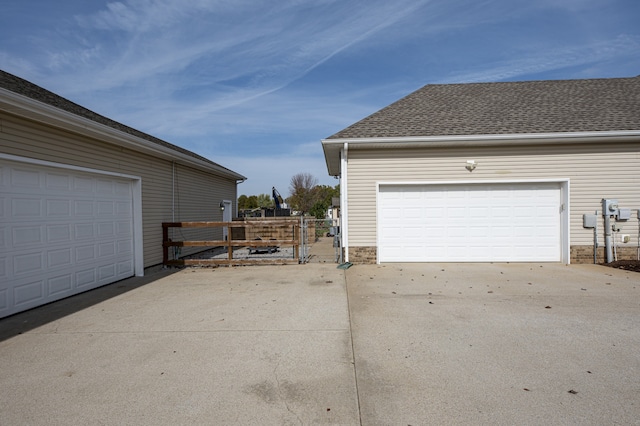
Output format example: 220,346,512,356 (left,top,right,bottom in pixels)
288,172,318,214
